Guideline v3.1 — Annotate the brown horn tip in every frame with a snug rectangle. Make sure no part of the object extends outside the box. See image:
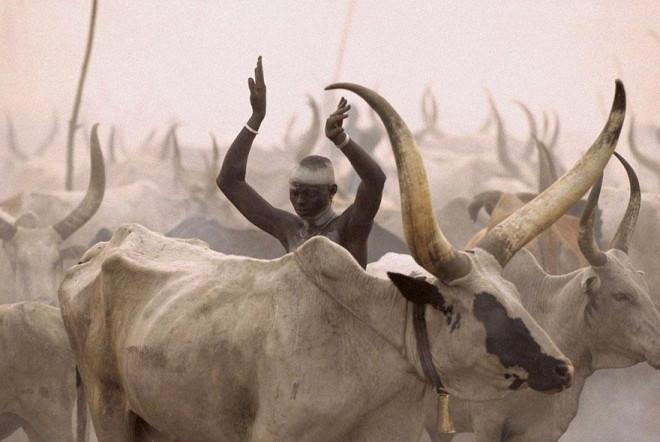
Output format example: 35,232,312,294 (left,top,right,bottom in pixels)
53,123,106,240
610,152,641,253
477,79,625,267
